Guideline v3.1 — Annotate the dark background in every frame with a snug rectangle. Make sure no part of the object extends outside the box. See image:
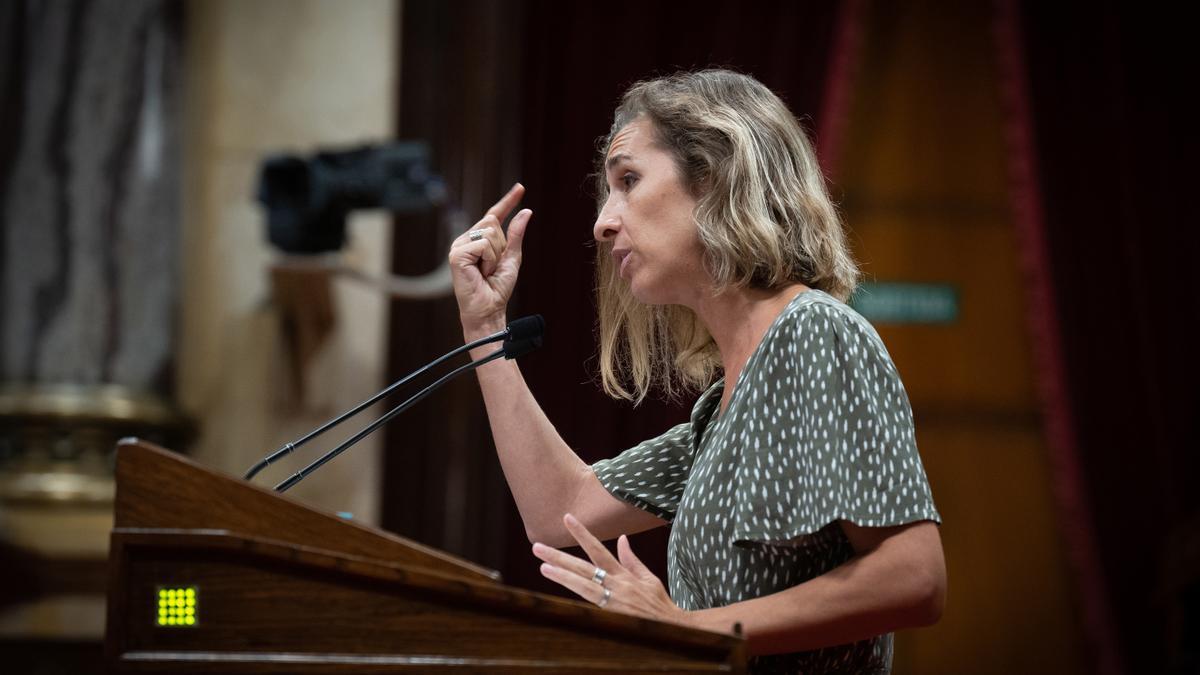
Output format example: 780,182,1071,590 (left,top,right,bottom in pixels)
3,1,1192,673
381,2,1198,674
